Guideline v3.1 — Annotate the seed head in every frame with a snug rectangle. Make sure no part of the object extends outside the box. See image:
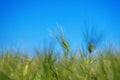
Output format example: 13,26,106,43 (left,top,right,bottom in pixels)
88,42,94,53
